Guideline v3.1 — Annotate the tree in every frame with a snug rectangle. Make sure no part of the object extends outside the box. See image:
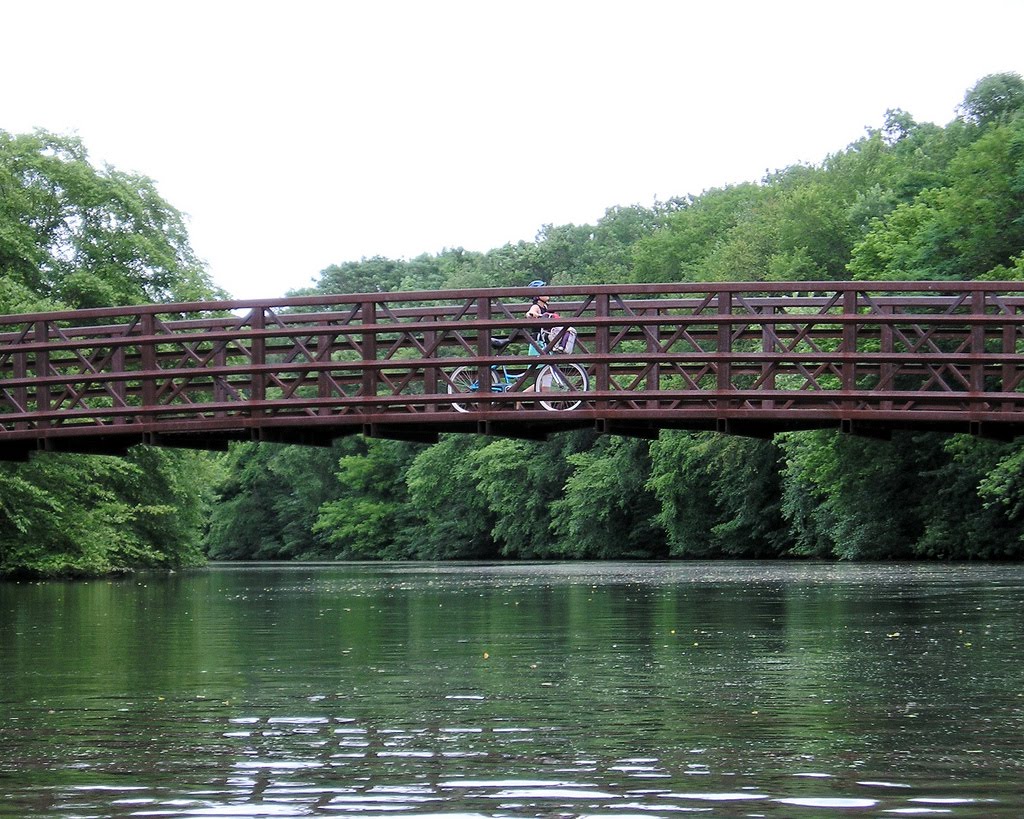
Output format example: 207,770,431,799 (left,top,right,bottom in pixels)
915,436,1024,559
313,438,422,559
648,432,791,558
779,431,951,560
958,72,1024,127
849,117,1024,280
550,436,664,558
206,442,345,560
404,435,495,558
0,129,220,308
0,128,222,577
631,184,767,283
0,448,212,577
313,256,409,296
